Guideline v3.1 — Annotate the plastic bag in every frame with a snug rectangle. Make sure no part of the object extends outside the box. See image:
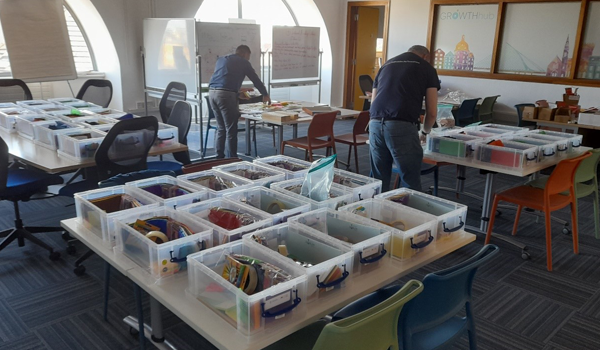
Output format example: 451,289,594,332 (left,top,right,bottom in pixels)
437,104,455,128
301,154,336,201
